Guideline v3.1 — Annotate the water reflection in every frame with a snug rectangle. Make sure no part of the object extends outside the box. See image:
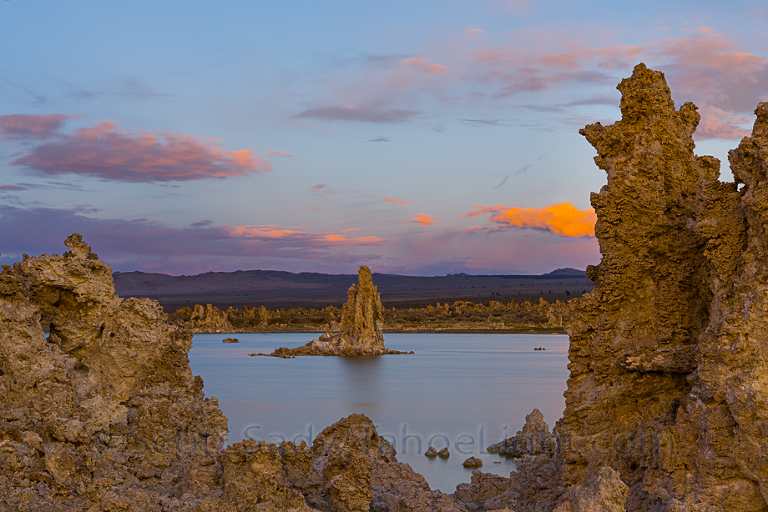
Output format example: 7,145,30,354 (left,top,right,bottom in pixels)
189,333,569,492
337,355,383,412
